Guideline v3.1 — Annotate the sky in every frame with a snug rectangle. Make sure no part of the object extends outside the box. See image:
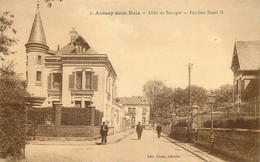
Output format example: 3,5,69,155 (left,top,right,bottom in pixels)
1,0,260,97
